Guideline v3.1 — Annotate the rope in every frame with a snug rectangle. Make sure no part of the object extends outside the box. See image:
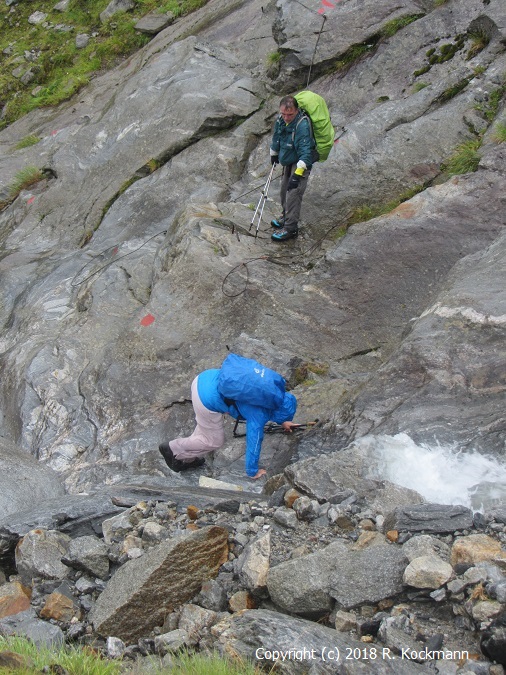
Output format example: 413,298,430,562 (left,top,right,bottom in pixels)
71,229,167,288
221,209,353,298
306,14,327,88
